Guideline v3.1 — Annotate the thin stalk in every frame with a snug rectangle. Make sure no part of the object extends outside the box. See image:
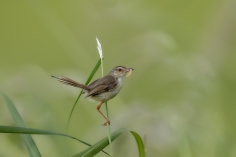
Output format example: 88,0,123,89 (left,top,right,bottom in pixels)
101,58,113,156
101,58,104,77
105,101,113,156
